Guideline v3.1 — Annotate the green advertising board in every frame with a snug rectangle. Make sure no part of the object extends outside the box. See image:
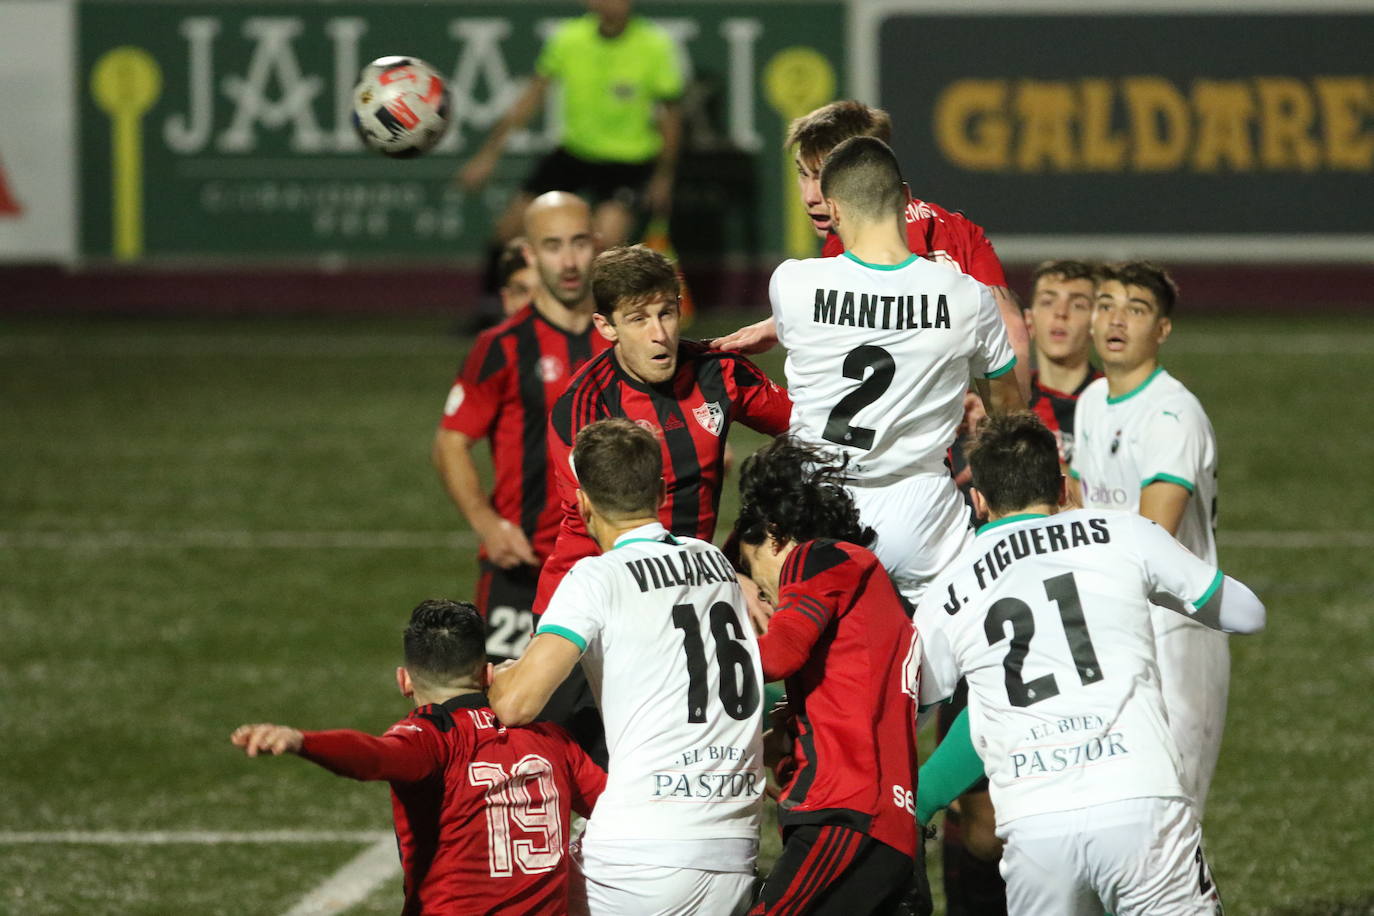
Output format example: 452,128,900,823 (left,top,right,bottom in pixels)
78,0,845,264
